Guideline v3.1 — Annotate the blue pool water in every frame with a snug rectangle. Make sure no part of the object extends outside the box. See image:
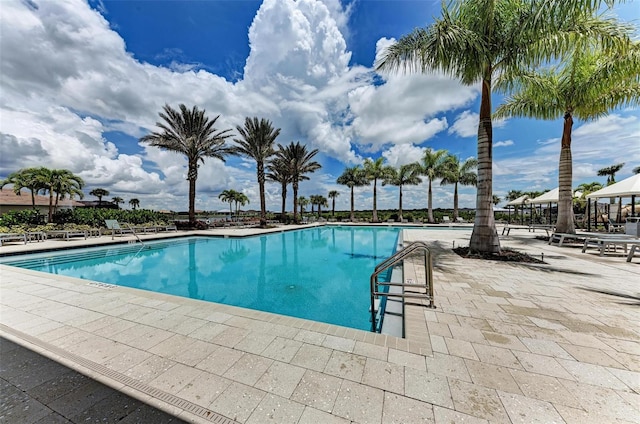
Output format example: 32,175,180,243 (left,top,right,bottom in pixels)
1,226,402,330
